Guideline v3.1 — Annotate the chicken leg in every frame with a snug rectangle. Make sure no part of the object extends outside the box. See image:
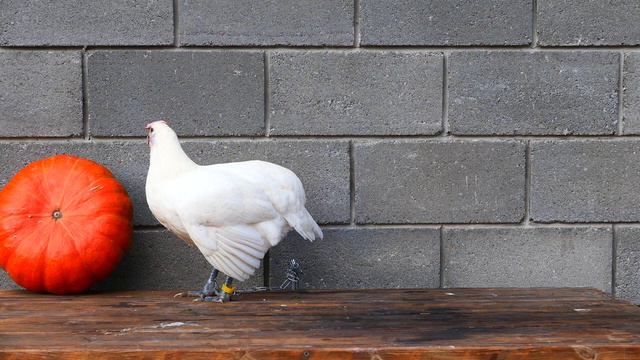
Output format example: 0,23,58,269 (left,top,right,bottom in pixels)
201,277,235,303
174,268,219,299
